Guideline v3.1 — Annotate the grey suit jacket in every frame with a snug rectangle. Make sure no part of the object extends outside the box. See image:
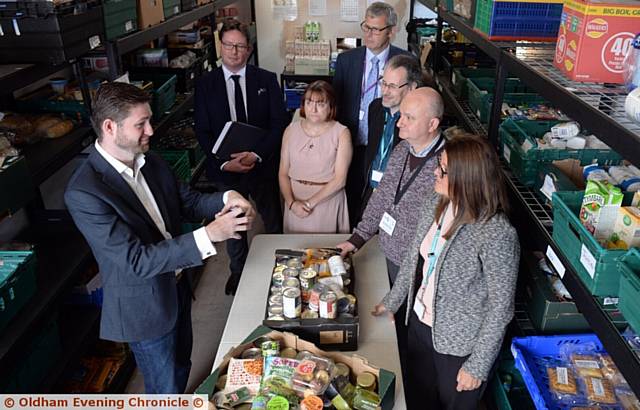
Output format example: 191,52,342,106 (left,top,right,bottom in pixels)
381,192,520,380
65,148,224,342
